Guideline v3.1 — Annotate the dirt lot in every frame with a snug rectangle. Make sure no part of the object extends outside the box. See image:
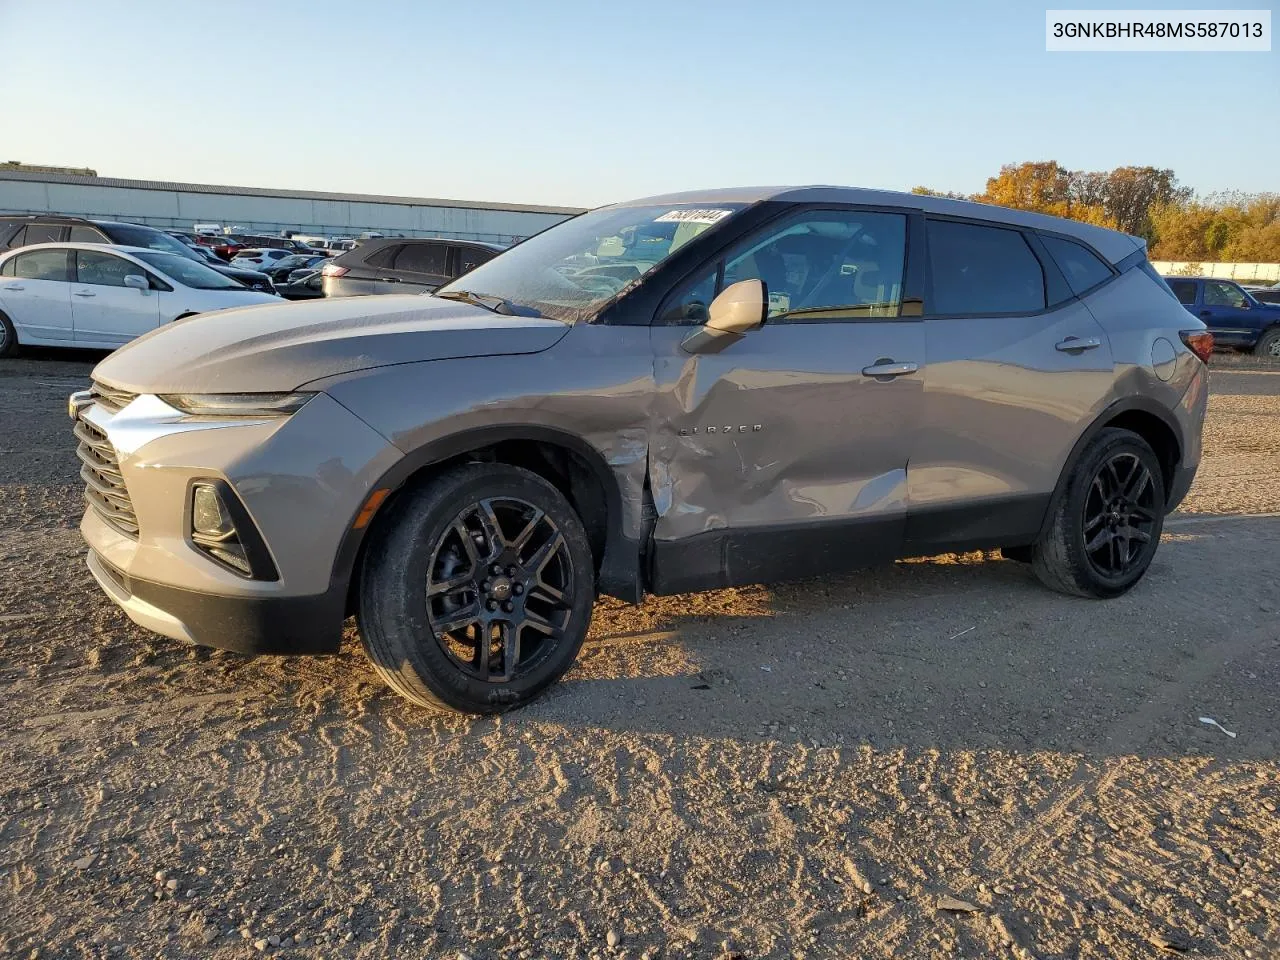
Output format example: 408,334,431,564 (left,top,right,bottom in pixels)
1,352,1277,960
